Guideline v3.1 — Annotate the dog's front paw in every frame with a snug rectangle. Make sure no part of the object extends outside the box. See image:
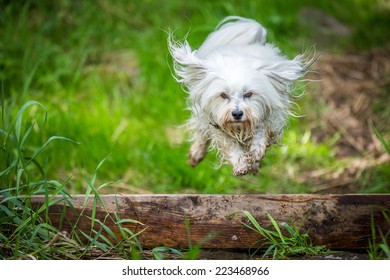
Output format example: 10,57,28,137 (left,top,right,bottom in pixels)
188,142,207,167
233,162,250,177
250,161,261,175
248,145,266,163
247,146,266,174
